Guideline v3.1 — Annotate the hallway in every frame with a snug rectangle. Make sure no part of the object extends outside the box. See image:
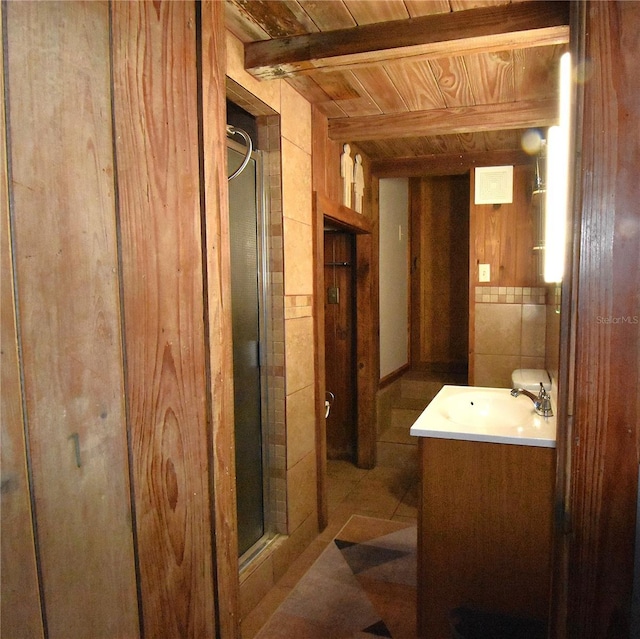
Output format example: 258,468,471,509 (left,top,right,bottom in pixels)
242,370,463,637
